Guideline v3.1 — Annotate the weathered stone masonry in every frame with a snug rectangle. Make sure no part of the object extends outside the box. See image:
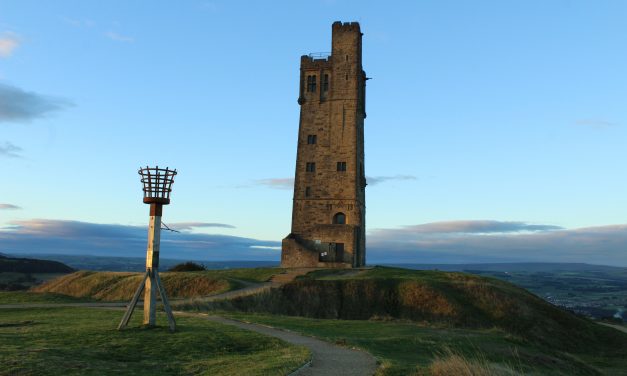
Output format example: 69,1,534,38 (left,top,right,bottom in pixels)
281,21,367,268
